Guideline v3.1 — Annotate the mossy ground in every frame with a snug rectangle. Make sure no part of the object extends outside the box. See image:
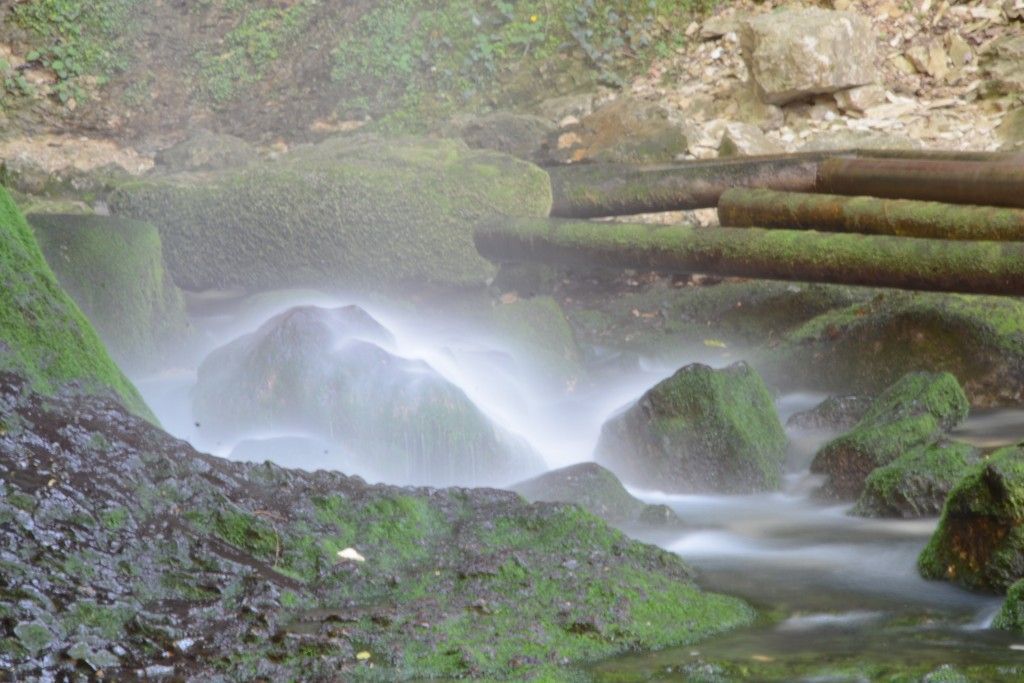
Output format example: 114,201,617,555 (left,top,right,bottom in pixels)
28,213,189,371
0,186,150,418
0,372,754,679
